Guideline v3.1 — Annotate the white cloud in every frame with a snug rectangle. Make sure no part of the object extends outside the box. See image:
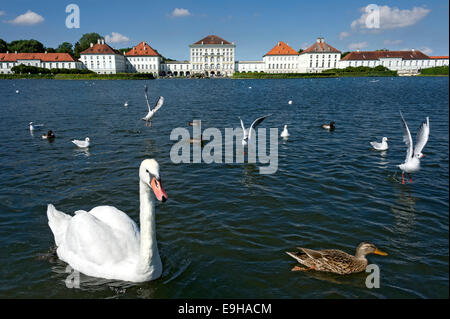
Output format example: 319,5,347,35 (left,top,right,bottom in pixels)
349,42,368,50
351,5,430,30
384,39,403,46
171,8,191,17
6,10,44,25
0,11,5,16
339,32,350,40
420,47,433,55
105,32,130,44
